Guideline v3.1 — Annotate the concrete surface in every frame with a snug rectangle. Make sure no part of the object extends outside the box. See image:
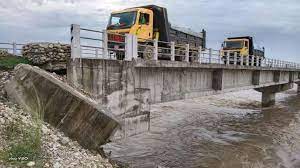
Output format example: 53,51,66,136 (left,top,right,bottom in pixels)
5,64,120,150
68,59,300,108
67,59,151,139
